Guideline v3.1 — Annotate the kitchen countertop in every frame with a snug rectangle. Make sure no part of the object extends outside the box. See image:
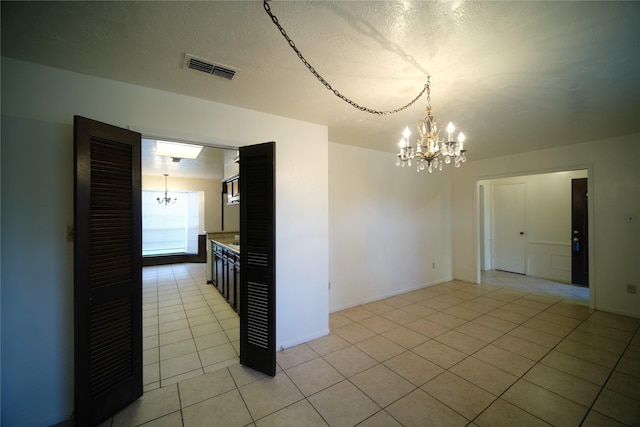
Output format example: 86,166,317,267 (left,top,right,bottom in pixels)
211,239,240,253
